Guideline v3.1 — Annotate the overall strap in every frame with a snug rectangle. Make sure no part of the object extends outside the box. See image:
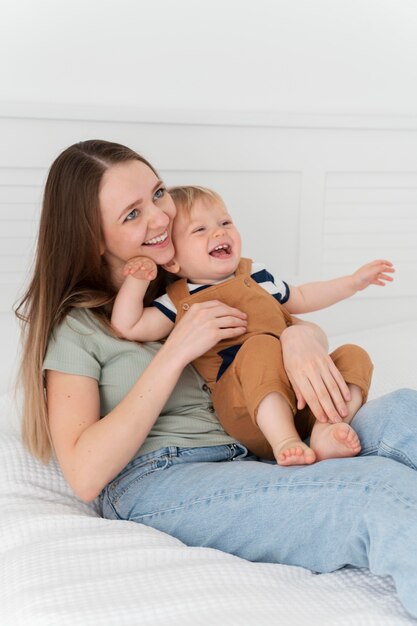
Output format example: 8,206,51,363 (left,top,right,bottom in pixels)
235,257,253,276
166,278,190,308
